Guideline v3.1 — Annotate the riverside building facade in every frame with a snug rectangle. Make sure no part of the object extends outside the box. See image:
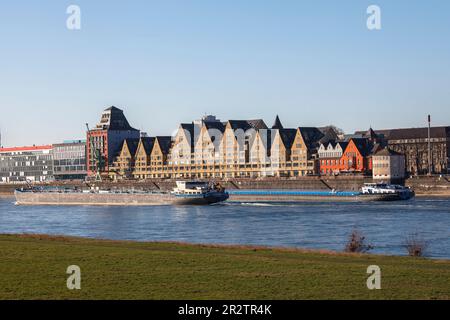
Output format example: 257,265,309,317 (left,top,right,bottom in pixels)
52,141,87,180
372,148,406,181
108,115,332,180
0,145,53,183
86,106,140,176
372,127,450,175
318,128,384,176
